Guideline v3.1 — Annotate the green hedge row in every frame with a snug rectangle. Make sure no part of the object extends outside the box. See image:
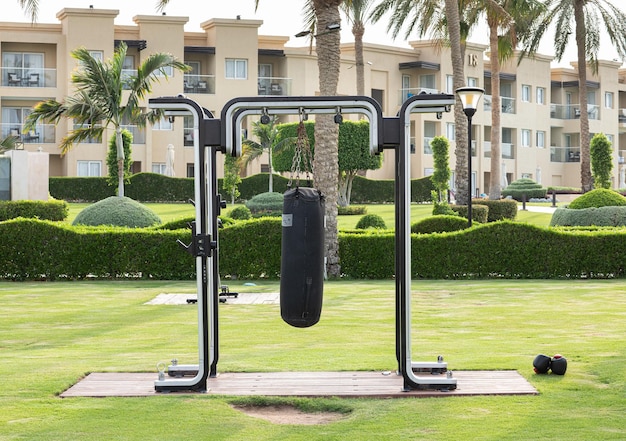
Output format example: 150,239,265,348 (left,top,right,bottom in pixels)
3,218,626,280
0,200,69,221
49,172,434,204
550,206,626,227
